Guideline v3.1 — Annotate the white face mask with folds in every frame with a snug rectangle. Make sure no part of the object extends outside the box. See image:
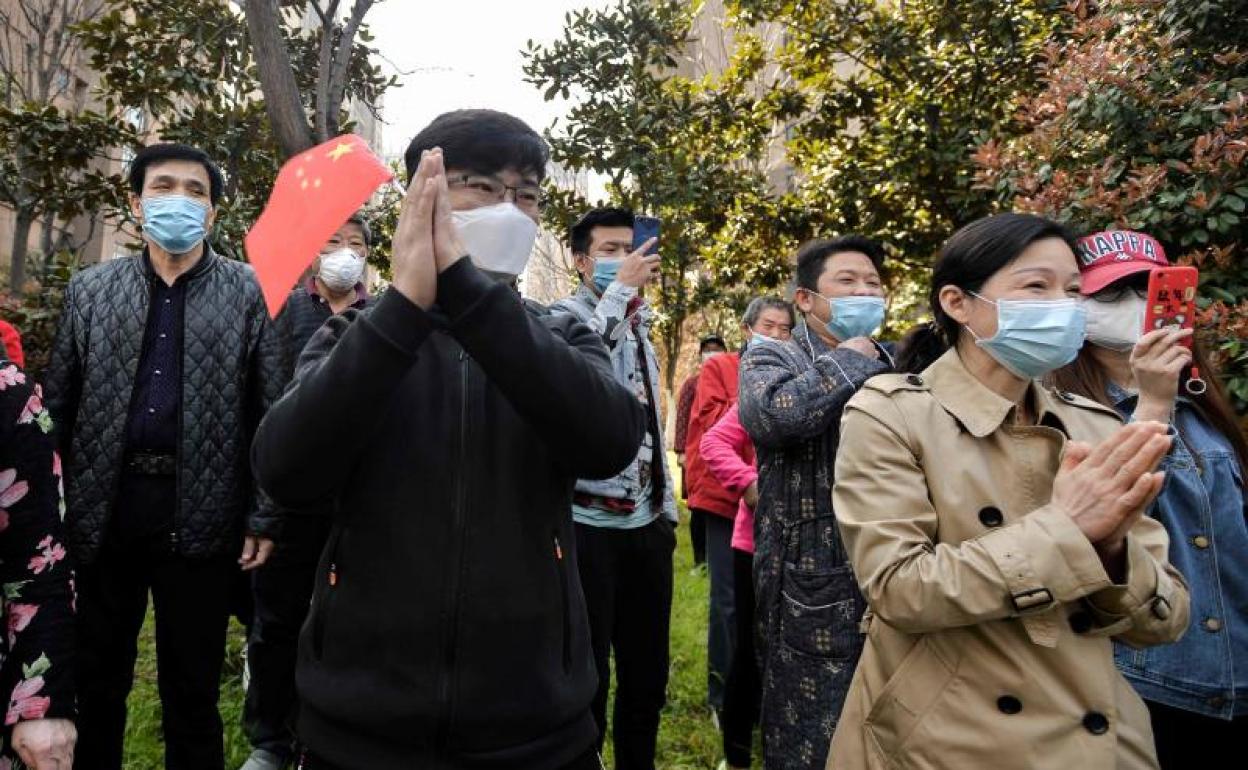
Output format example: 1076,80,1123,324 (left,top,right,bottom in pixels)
1084,294,1146,352
451,202,539,278
317,248,365,293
